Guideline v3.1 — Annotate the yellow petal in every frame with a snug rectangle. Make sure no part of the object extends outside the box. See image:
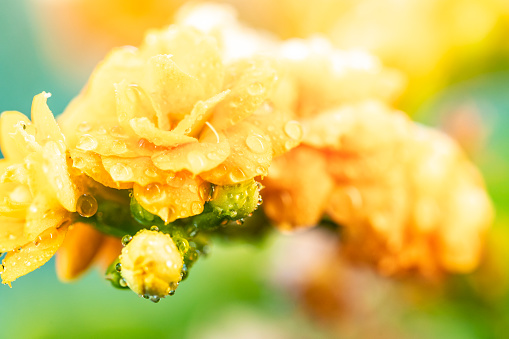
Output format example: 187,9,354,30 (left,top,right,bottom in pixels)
210,57,279,131
24,194,71,242
151,138,230,175
70,149,133,189
0,183,31,218
41,140,78,211
141,26,224,98
74,123,154,157
200,121,272,185
246,105,301,157
133,174,210,223
30,92,65,144
102,156,169,186
0,163,29,185
172,90,229,137
129,117,197,147
1,225,67,285
56,222,105,281
0,217,28,252
262,146,335,229
144,54,205,123
0,111,40,160
115,81,160,132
